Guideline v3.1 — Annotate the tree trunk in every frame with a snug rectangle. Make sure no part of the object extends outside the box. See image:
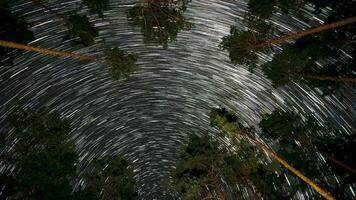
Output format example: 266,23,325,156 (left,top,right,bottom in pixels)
321,152,356,175
291,136,356,176
211,115,335,200
250,16,356,49
0,40,96,61
301,73,356,83
238,132,335,200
